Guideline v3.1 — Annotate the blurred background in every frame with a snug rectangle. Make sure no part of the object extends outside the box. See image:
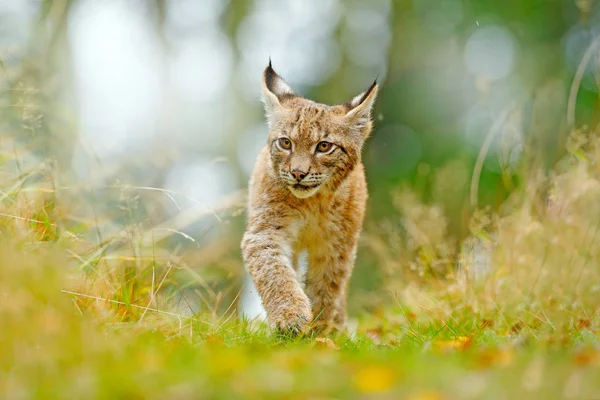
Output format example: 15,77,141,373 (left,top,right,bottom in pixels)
1,0,598,317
